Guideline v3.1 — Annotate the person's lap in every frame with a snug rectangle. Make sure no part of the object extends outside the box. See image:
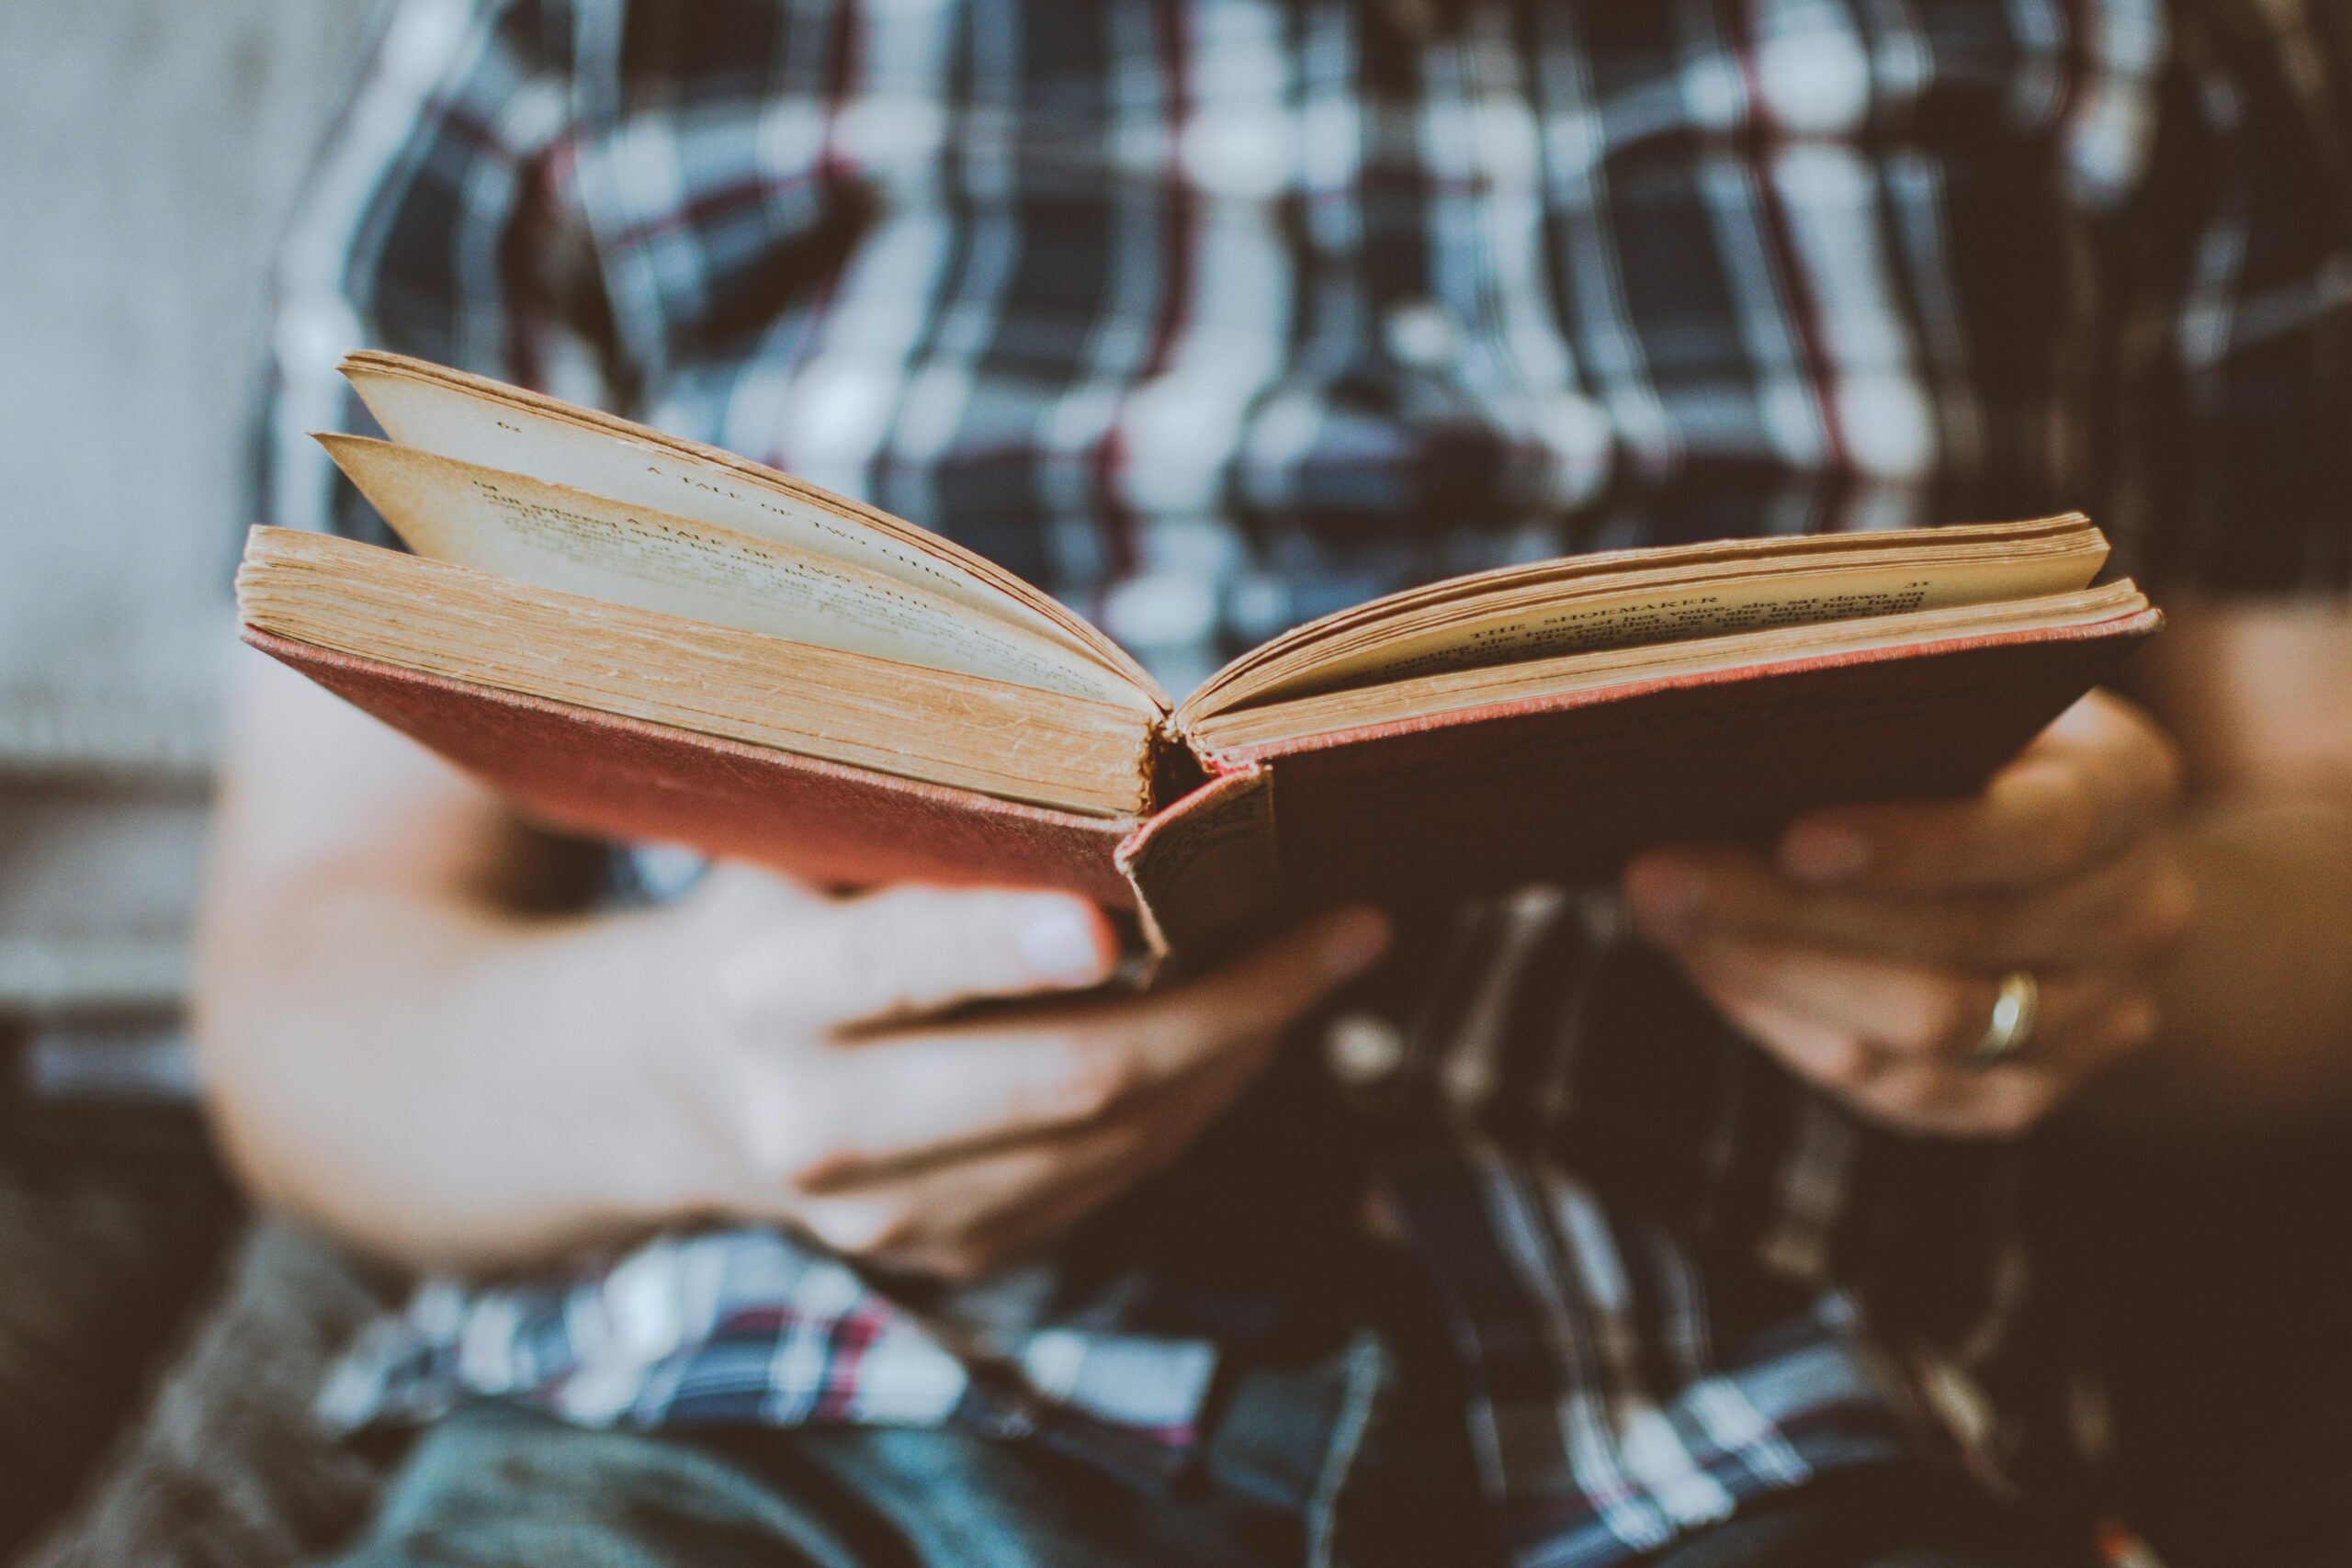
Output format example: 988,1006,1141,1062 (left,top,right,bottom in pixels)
333,1404,1303,1568
14,1101,2347,1567
9,1114,2250,1568
321,1355,2084,1568
1634,1467,2086,1568
0,1190,2092,1568
323,1330,1416,1568
0,1124,2099,1568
